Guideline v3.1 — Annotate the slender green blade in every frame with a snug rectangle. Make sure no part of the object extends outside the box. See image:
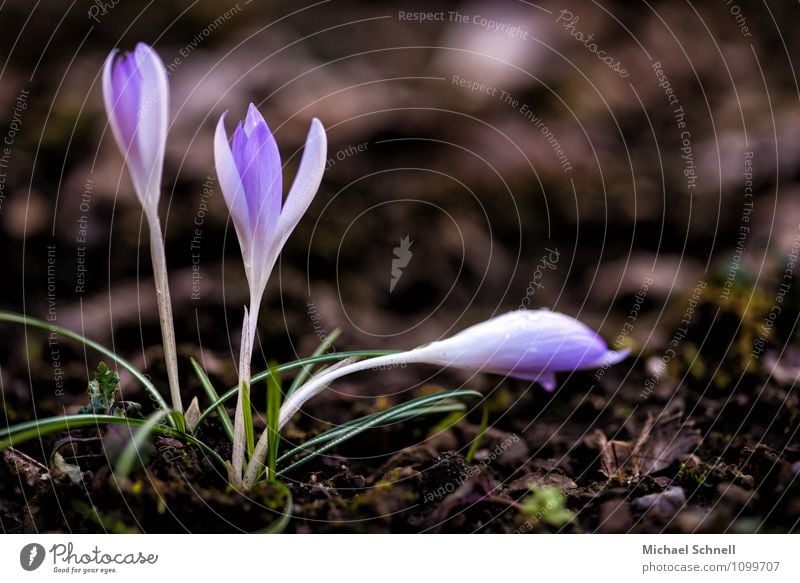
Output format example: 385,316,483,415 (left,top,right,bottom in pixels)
0,310,174,428
286,328,341,397
114,410,168,478
257,480,292,534
169,411,186,433
242,380,254,458
276,401,468,465
276,390,480,476
190,357,234,443
465,403,490,463
0,414,225,468
266,363,282,481
275,402,465,467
